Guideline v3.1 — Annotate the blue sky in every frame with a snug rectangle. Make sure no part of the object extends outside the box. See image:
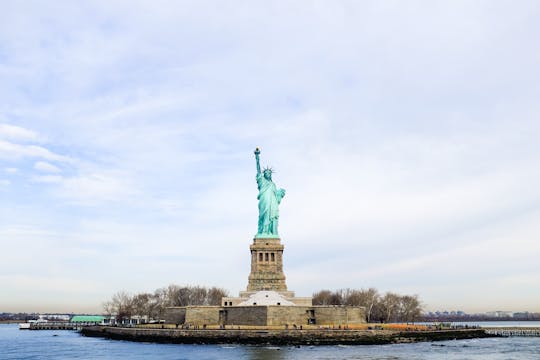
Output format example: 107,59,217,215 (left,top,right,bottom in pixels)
1,1,539,313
